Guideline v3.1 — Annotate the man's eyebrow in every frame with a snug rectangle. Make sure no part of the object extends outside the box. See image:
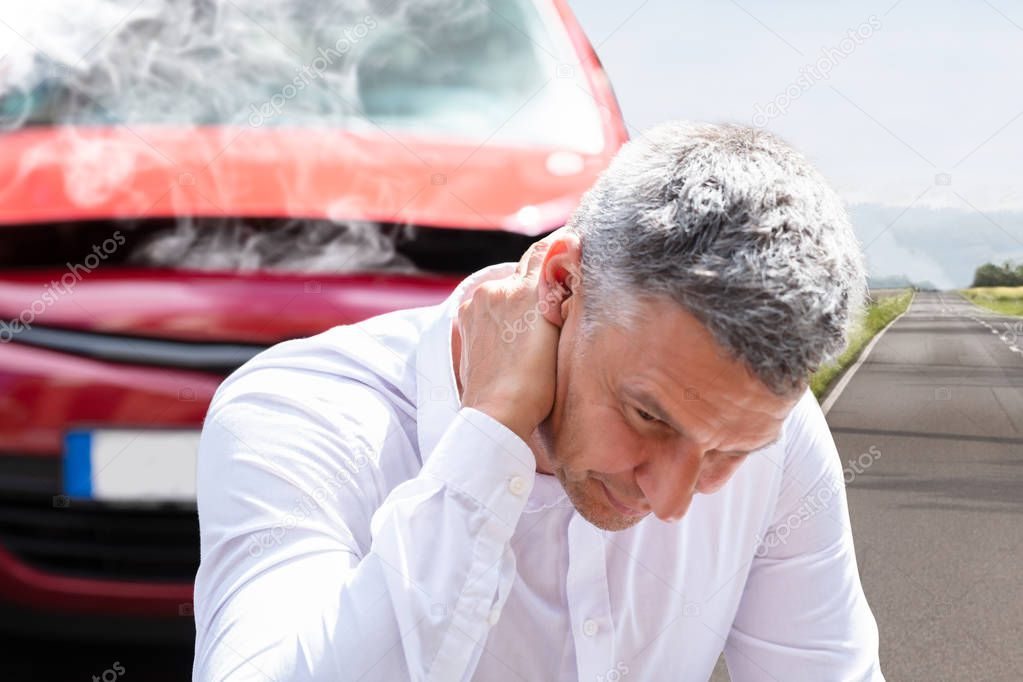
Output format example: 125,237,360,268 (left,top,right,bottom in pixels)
624,385,783,453
623,386,688,435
